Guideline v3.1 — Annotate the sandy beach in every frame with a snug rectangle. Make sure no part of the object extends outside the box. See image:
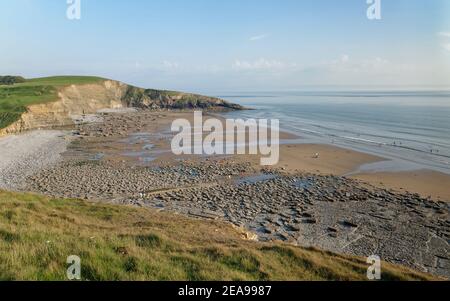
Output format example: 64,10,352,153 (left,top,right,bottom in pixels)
233,143,450,202
352,170,450,202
